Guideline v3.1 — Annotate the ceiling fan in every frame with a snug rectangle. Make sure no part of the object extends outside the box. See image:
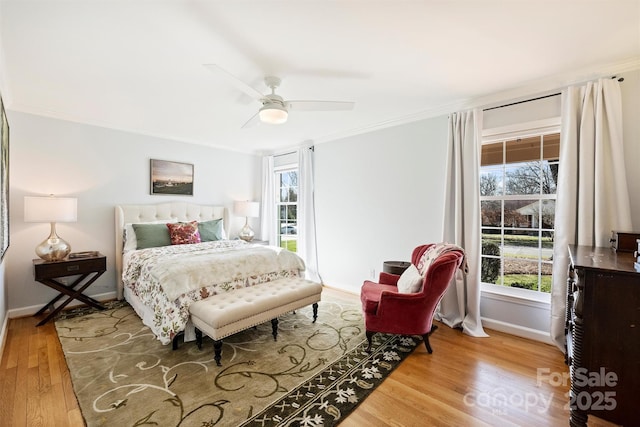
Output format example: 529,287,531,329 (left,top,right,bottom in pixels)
204,64,355,128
